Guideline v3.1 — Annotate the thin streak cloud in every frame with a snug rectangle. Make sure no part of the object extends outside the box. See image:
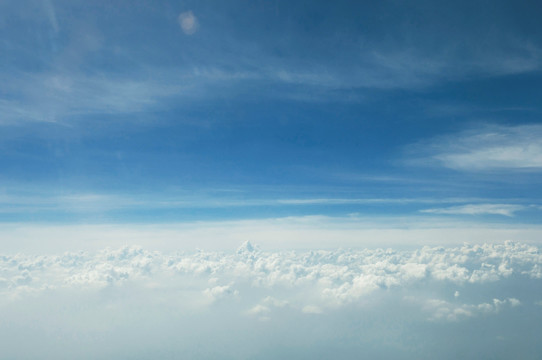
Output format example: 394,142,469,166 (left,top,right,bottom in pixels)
420,204,527,217
408,125,542,171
